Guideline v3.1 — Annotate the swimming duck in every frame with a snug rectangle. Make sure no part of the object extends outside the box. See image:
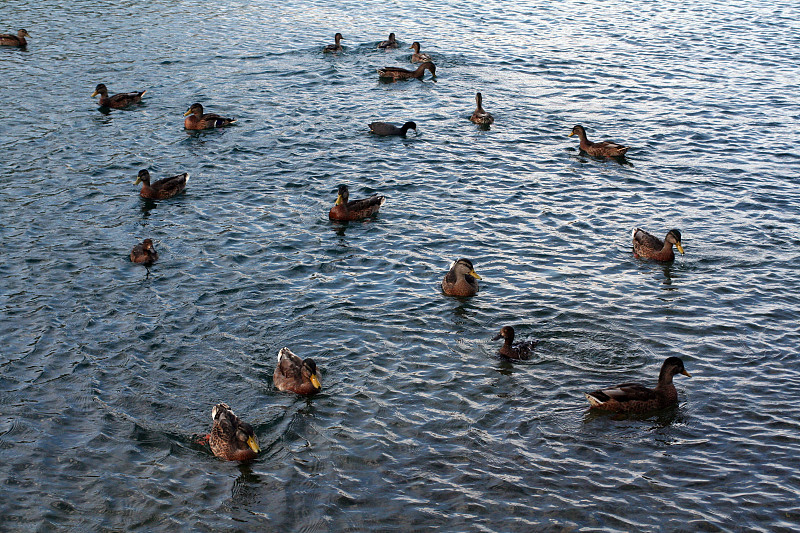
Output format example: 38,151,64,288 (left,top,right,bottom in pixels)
585,356,691,413
0,29,30,46
409,42,431,62
632,228,684,262
91,83,146,109
183,103,236,130
368,121,417,137
378,62,436,81
441,258,481,297
130,238,158,266
470,92,494,126
324,32,344,52
329,184,385,221
378,32,399,49
205,403,260,461
569,125,629,157
492,326,536,360
134,169,189,200
274,347,322,396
